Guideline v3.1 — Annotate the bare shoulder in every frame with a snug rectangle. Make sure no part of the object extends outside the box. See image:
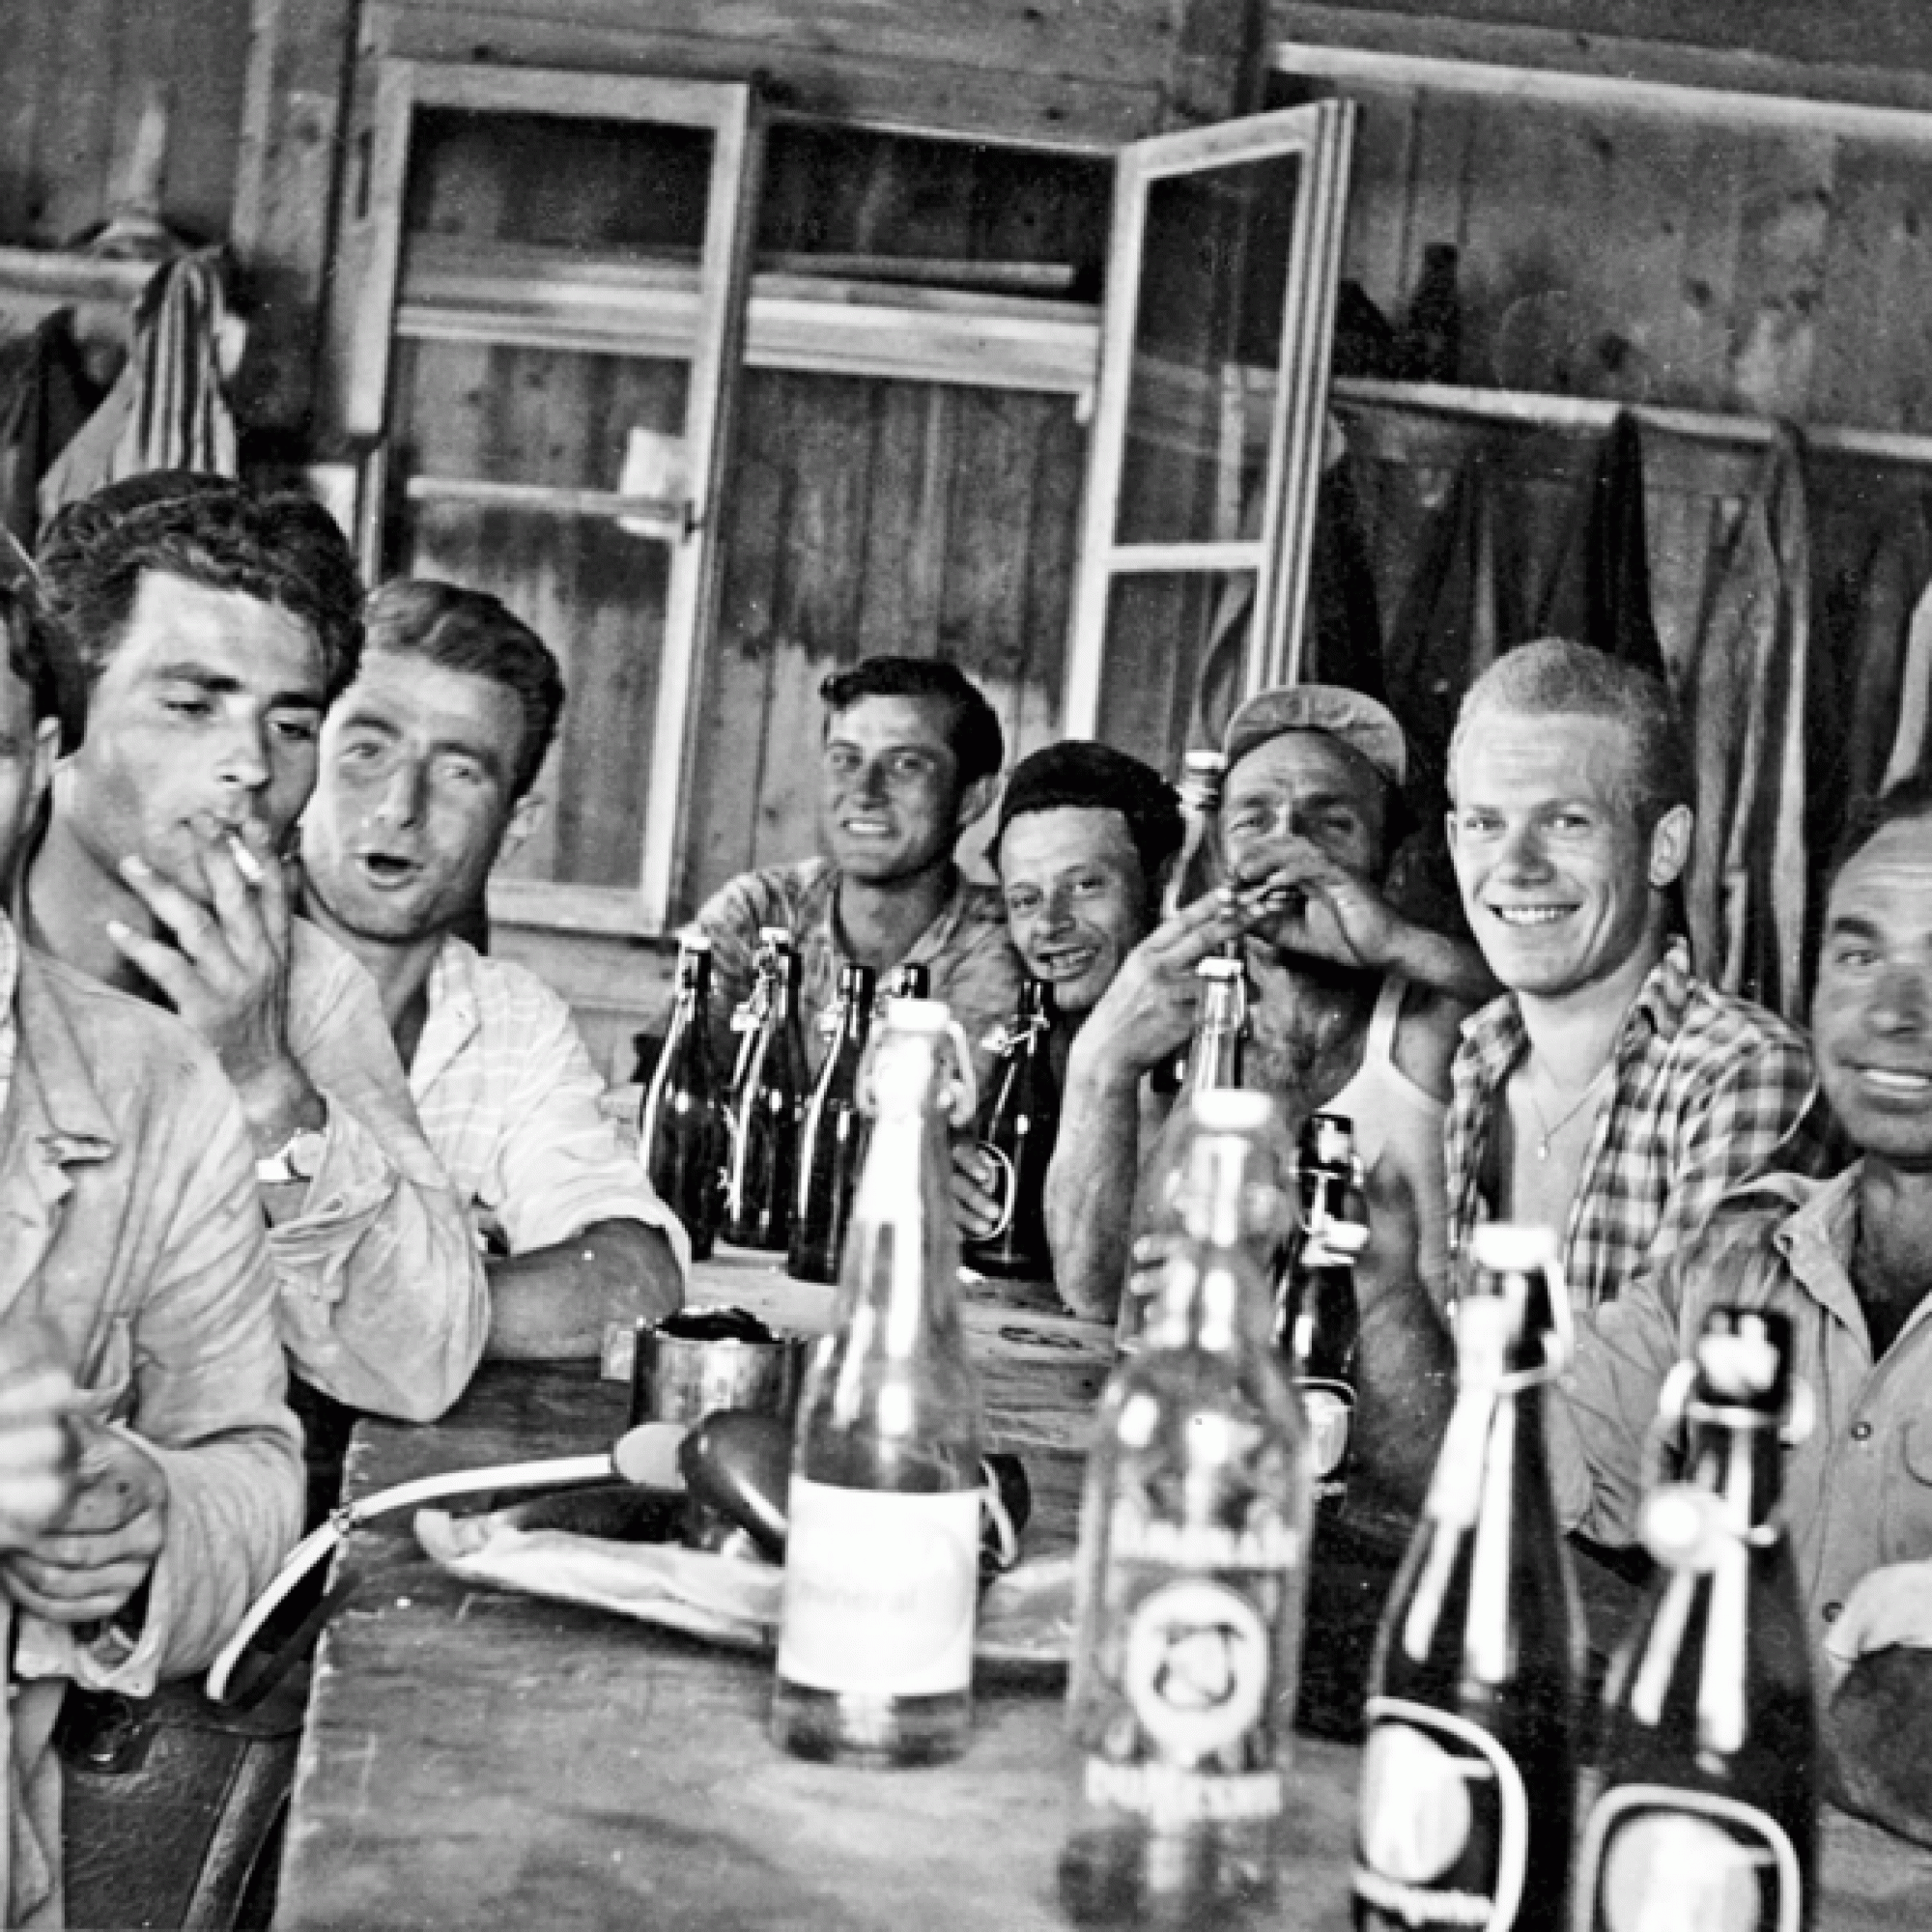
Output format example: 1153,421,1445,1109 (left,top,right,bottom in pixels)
1390,980,1479,1101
